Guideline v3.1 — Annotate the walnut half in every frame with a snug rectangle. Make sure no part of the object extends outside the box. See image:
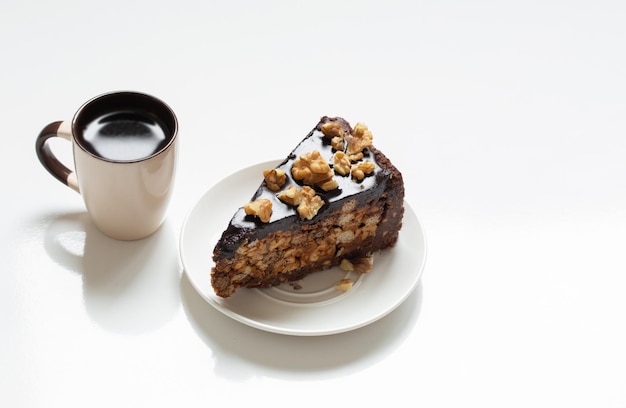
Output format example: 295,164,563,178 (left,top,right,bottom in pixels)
243,198,272,223
333,151,351,176
320,122,346,151
298,186,324,220
351,160,375,181
277,185,324,220
291,150,338,191
346,122,373,156
263,168,287,191
276,185,301,206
